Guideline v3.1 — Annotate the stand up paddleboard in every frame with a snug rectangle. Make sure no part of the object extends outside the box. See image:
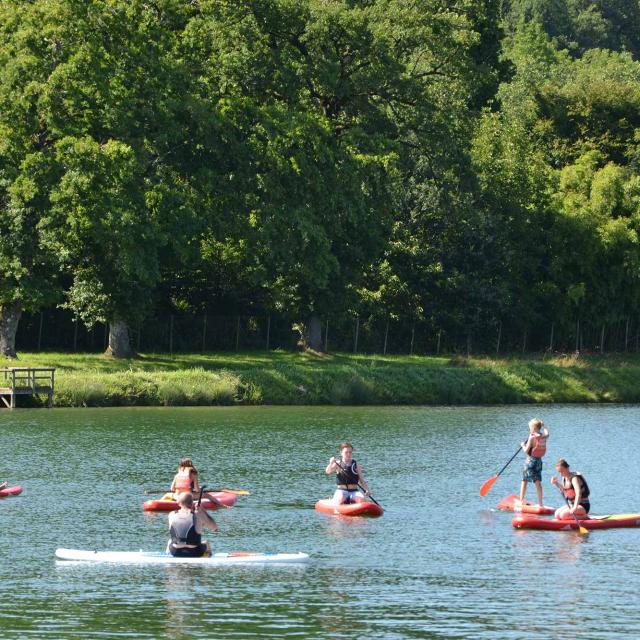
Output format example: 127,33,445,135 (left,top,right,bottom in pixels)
55,548,310,565
143,491,237,512
513,513,640,531
314,499,383,517
0,485,22,498
498,495,555,515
